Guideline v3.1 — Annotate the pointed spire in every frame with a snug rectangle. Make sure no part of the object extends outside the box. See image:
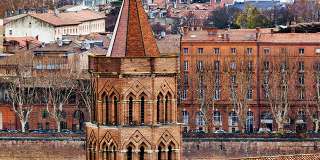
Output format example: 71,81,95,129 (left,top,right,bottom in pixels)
107,0,160,57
